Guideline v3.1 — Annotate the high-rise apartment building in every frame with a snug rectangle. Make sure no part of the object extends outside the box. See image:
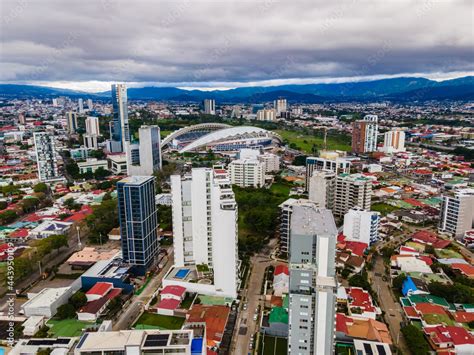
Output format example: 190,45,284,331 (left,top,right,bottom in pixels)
203,99,216,115
34,132,61,182
127,125,162,176
333,173,372,217
343,208,380,245
308,170,336,209
256,109,276,121
279,198,317,255
382,129,406,153
274,98,287,116
288,205,337,355
78,98,84,113
305,156,351,189
84,116,100,150
87,98,93,110
439,188,474,239
352,114,378,154
171,168,238,298
117,176,159,275
66,112,78,134
228,158,265,188
111,84,129,153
